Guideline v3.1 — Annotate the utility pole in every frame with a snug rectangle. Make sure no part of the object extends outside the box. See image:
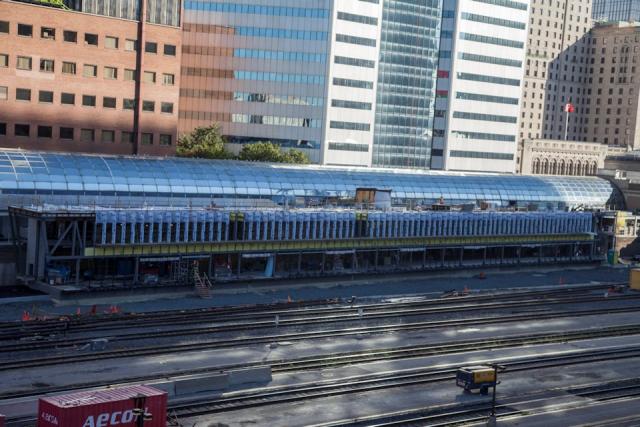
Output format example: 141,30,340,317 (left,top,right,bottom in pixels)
486,363,506,427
